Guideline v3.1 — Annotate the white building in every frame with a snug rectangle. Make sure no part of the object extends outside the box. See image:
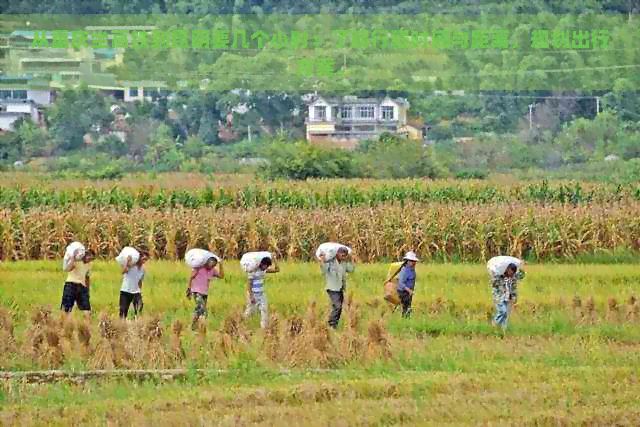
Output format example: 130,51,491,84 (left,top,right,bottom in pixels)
0,89,51,131
304,95,424,145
